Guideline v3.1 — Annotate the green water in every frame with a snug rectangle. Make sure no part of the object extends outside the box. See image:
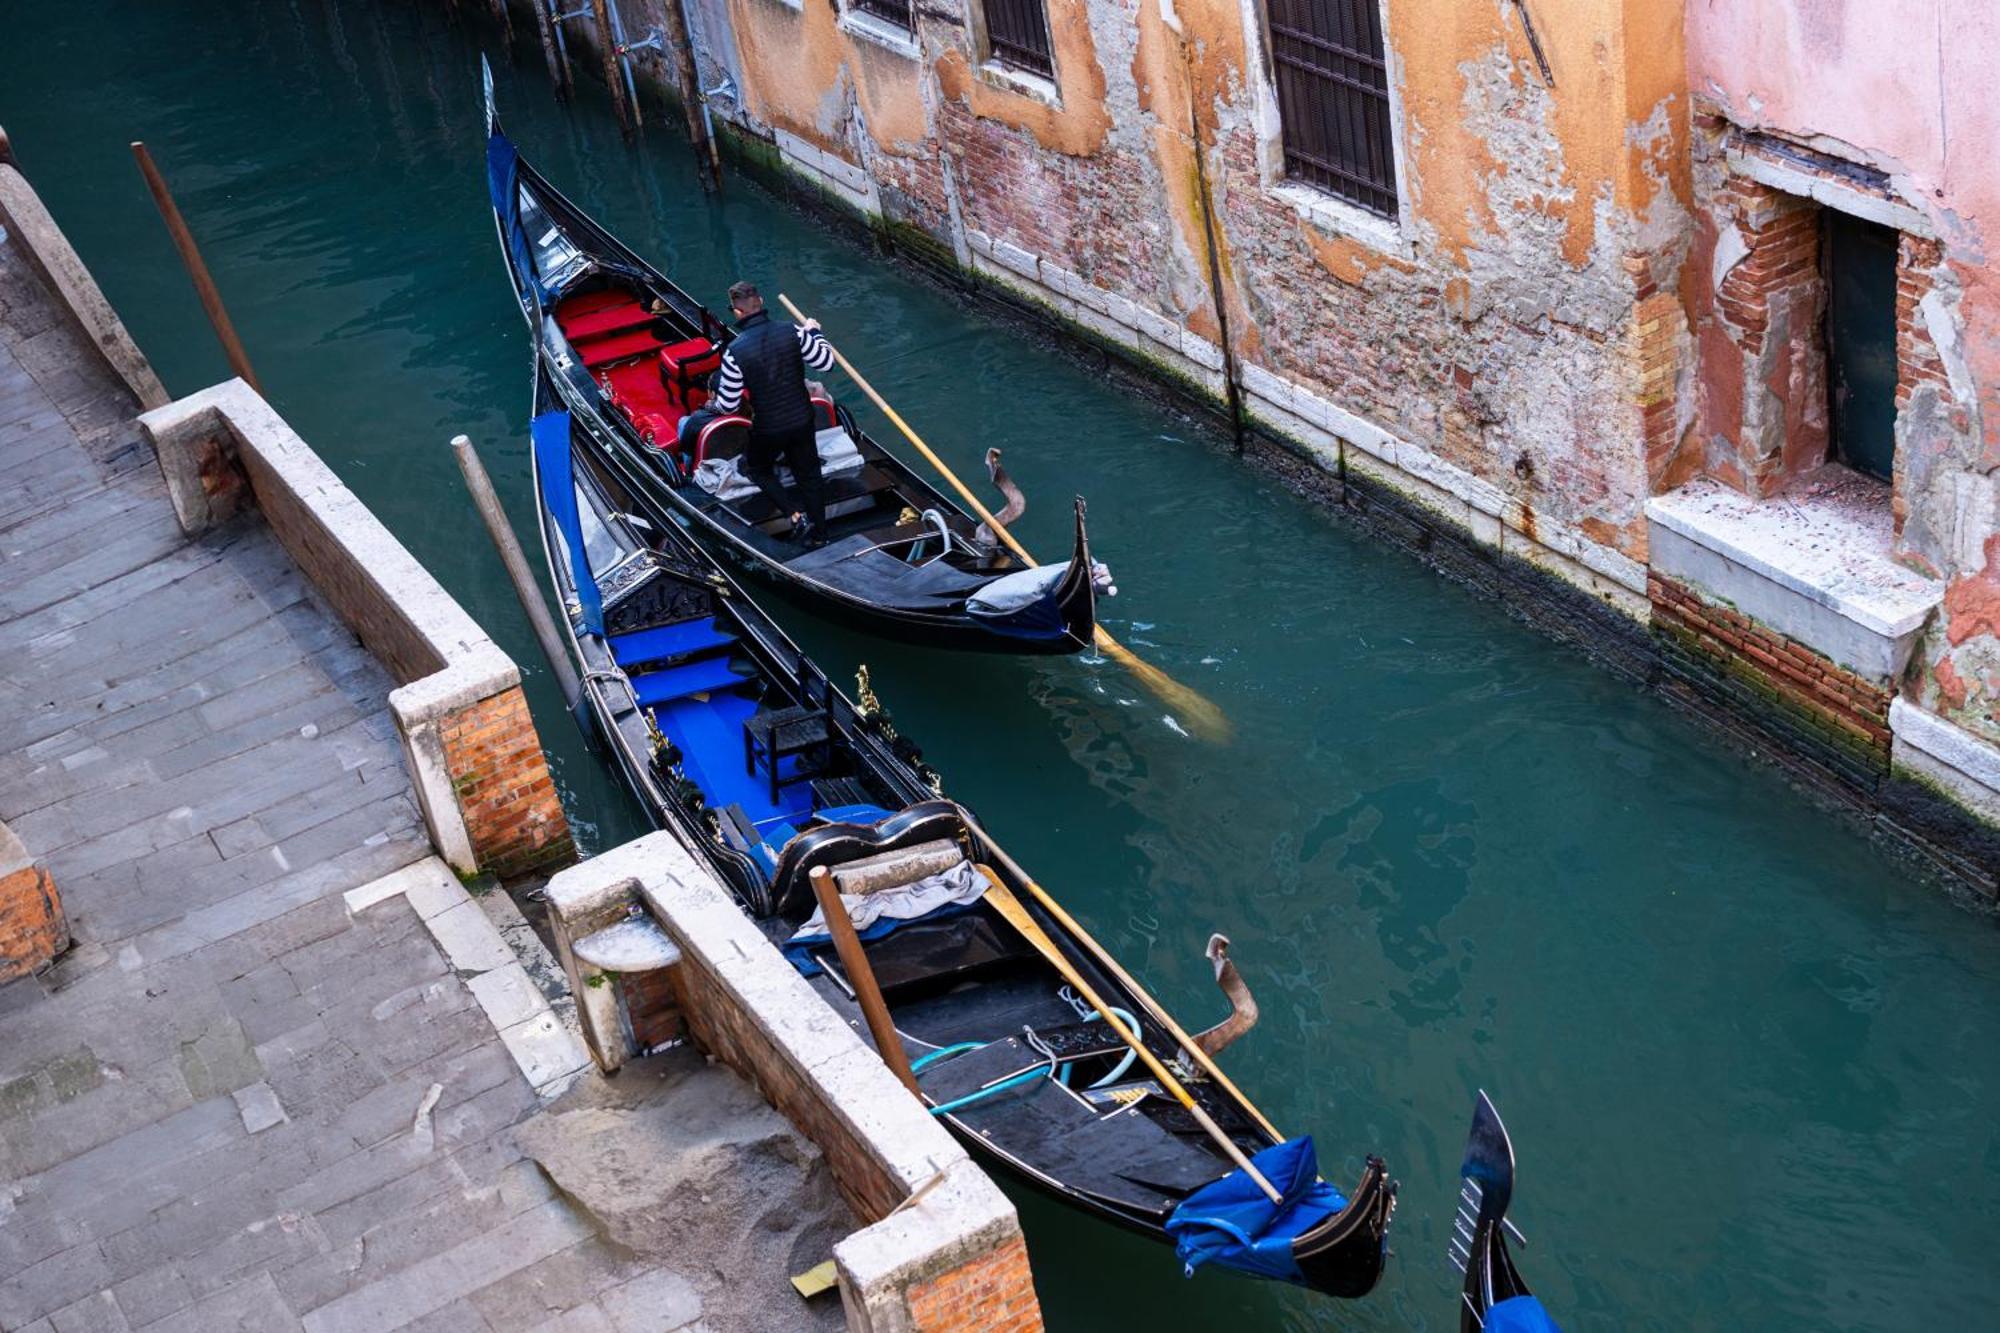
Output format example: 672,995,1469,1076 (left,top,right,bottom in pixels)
5,4,1997,1327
